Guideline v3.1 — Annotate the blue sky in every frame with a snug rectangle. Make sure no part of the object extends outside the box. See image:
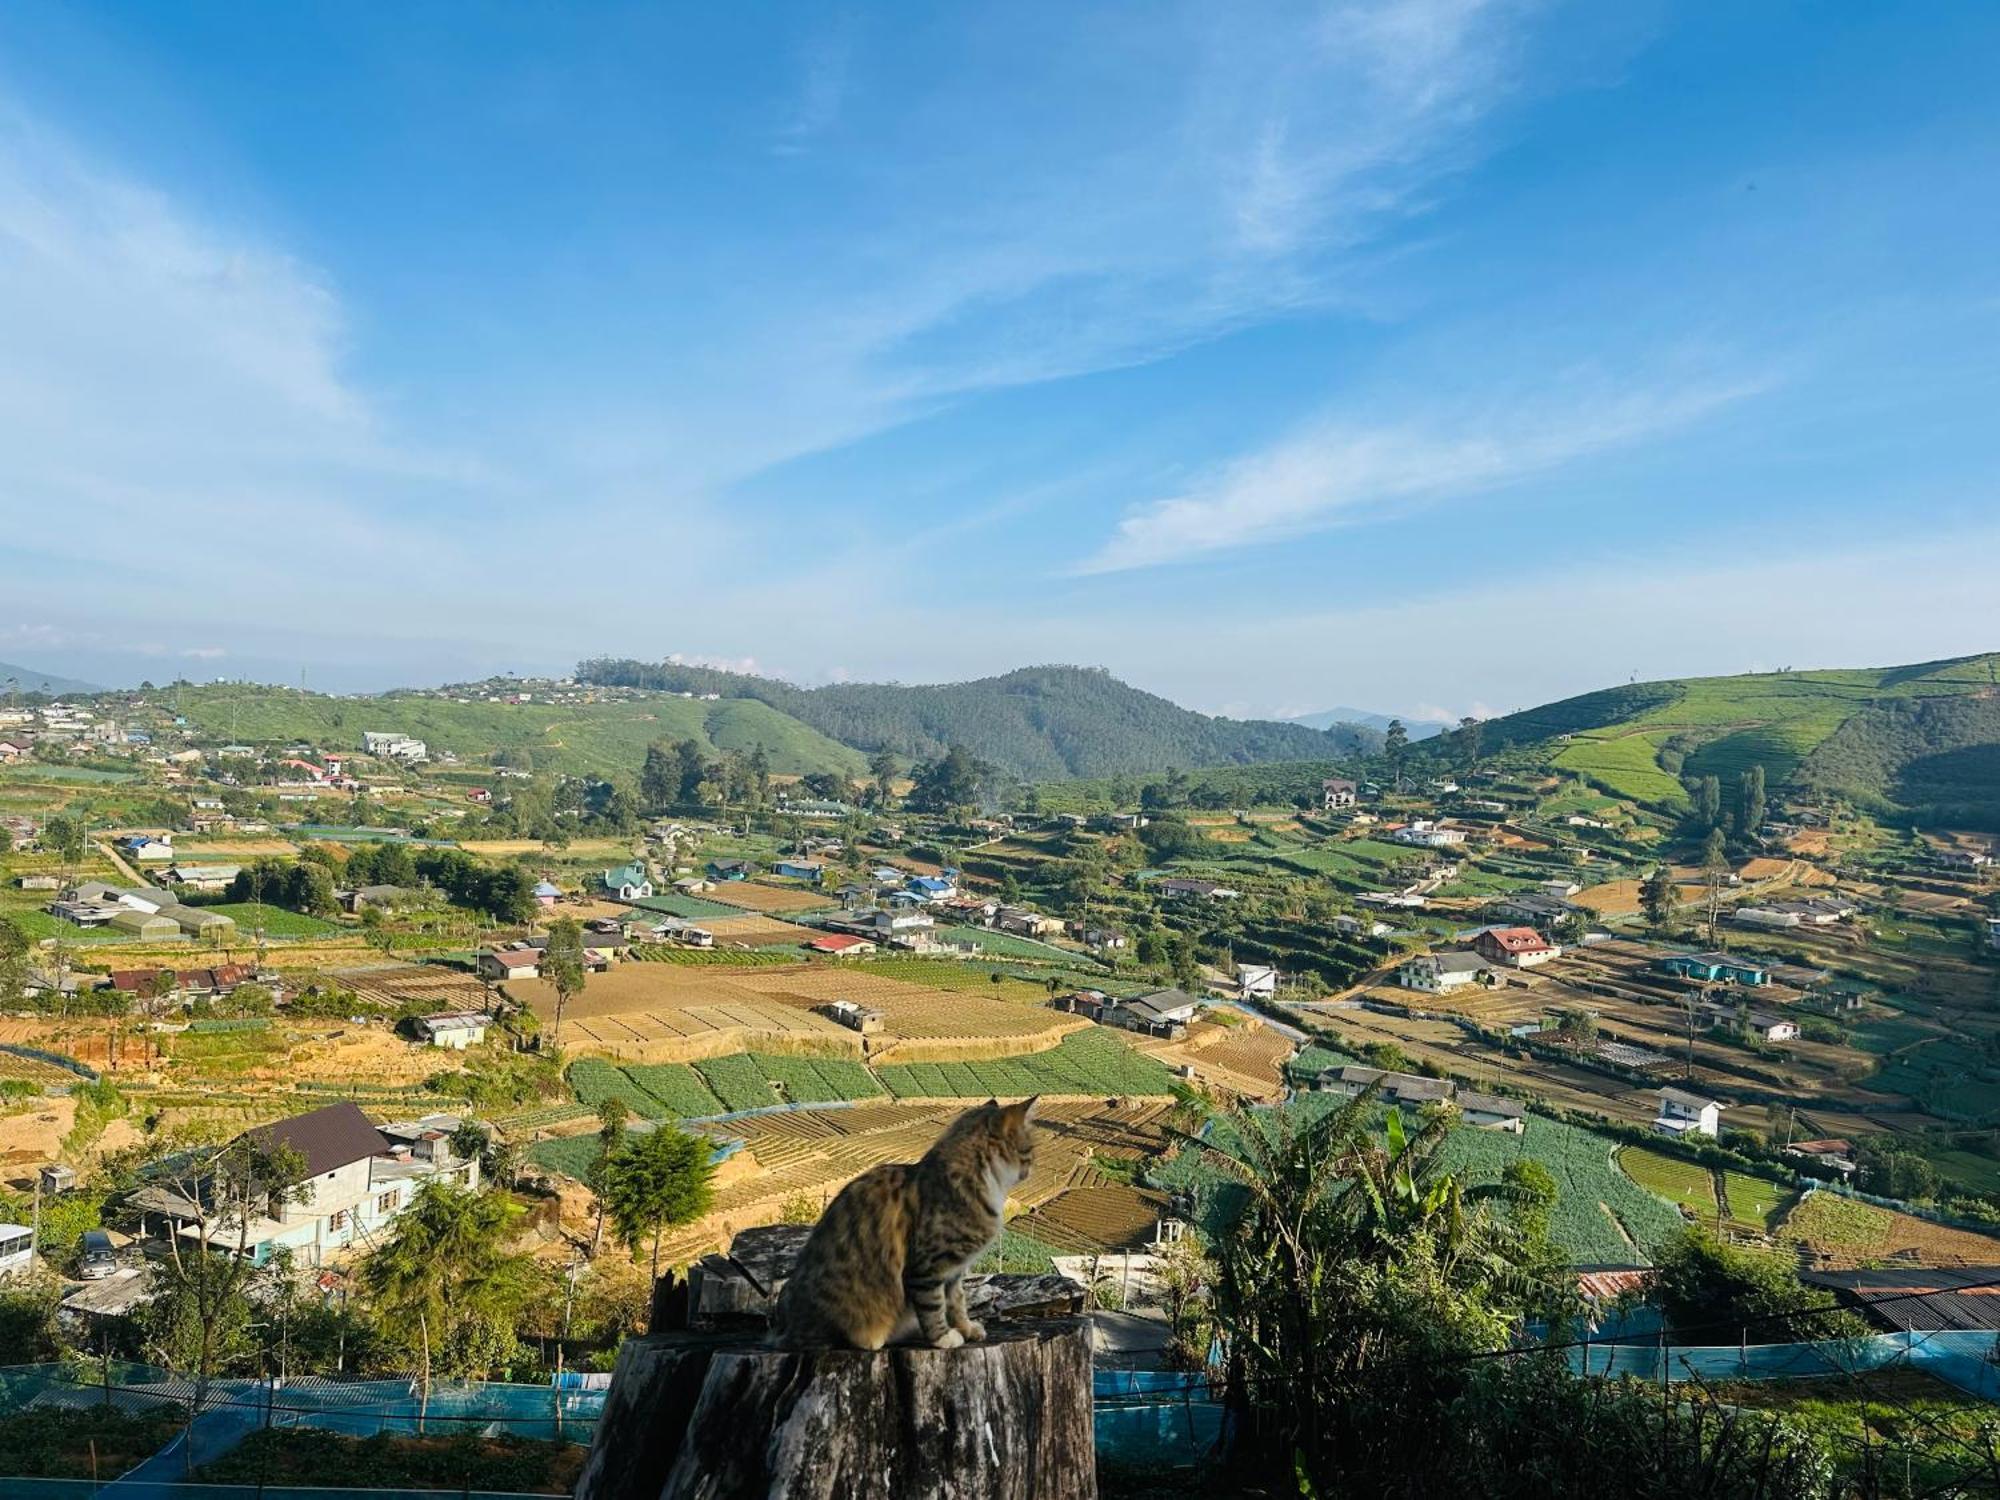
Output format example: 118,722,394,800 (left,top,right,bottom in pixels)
1,1,1996,719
